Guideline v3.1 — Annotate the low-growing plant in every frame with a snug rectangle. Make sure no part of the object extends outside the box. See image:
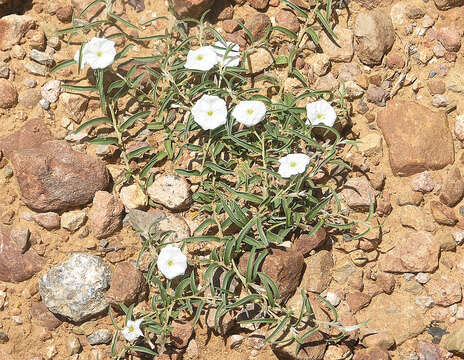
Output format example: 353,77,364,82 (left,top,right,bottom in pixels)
52,0,369,357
